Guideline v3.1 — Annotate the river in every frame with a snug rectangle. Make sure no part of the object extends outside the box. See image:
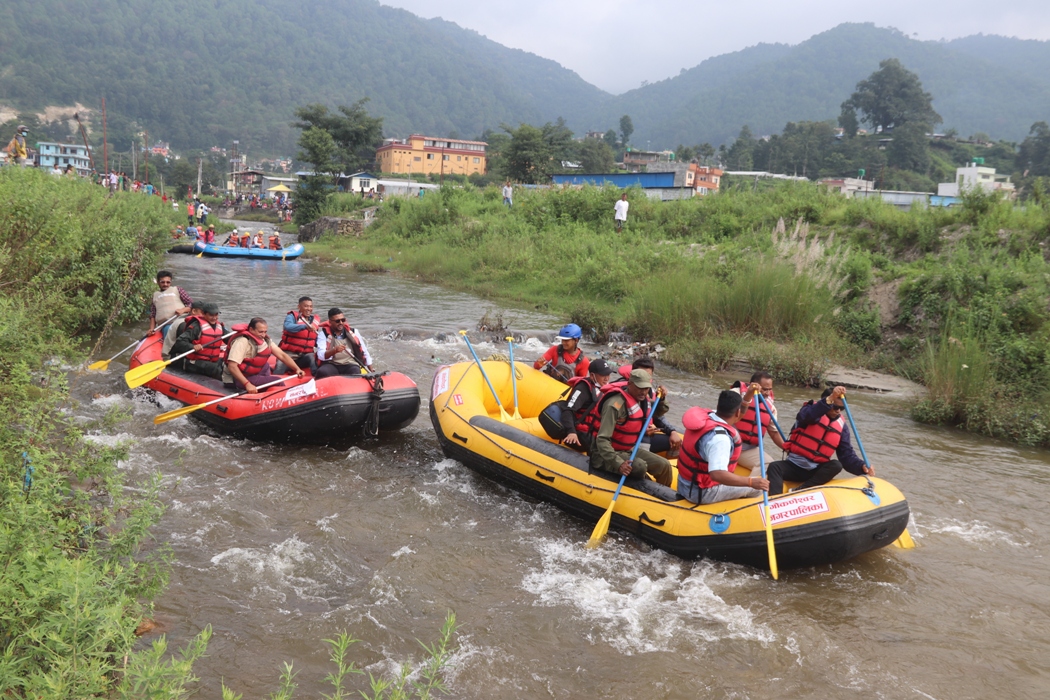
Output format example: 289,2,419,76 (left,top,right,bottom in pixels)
73,230,1050,699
